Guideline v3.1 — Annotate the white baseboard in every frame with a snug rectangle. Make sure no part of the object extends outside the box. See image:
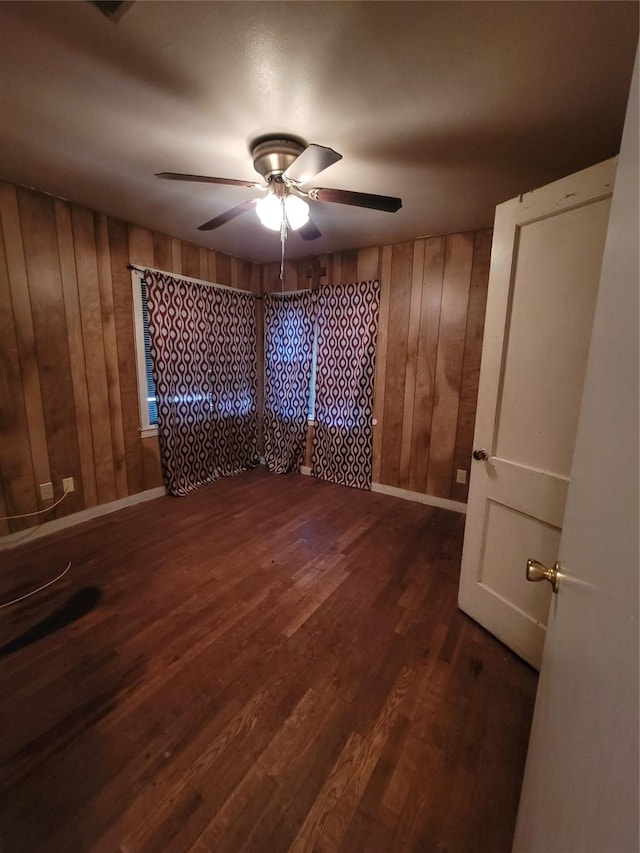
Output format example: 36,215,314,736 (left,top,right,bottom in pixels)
0,486,167,552
371,482,466,514
298,466,466,514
